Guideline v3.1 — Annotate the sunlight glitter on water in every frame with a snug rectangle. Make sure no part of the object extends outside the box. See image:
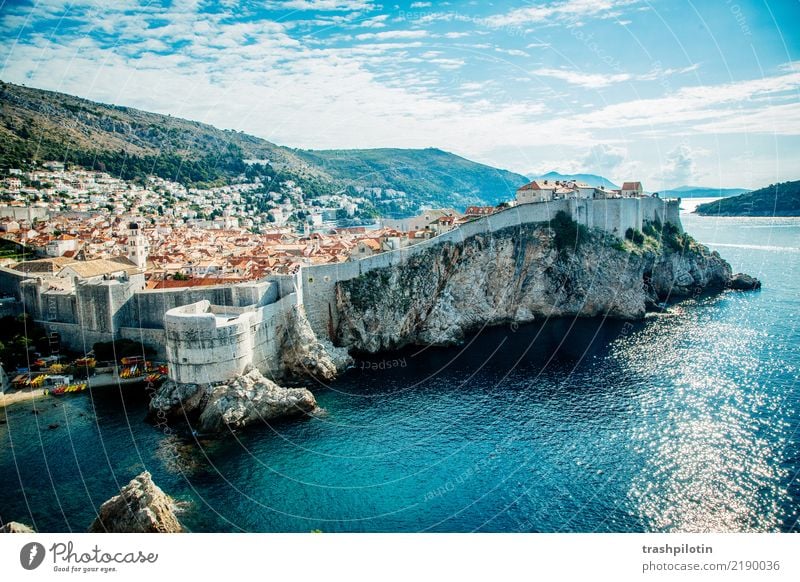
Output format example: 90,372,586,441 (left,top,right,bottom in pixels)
617,304,791,532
